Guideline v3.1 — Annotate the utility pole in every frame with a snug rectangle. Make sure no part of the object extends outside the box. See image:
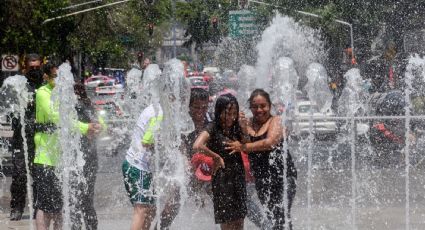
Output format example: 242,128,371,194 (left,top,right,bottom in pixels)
172,0,177,58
